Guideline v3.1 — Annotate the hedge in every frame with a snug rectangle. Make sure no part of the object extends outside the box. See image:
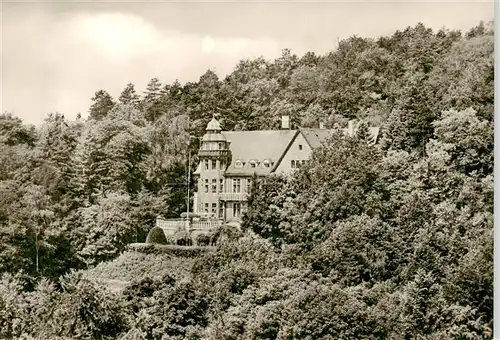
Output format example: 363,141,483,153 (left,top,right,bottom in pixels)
146,227,168,245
